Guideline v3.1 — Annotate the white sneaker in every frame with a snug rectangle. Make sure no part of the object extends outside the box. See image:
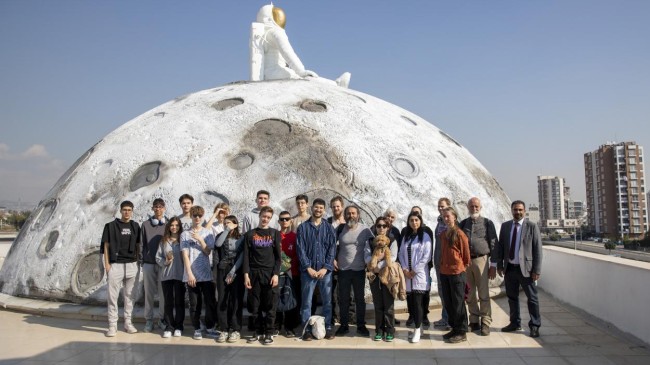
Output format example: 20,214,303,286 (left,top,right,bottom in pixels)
162,331,172,338
411,328,421,343
124,322,138,334
227,331,240,343
216,331,228,343
105,325,117,337
173,329,182,337
193,329,203,340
